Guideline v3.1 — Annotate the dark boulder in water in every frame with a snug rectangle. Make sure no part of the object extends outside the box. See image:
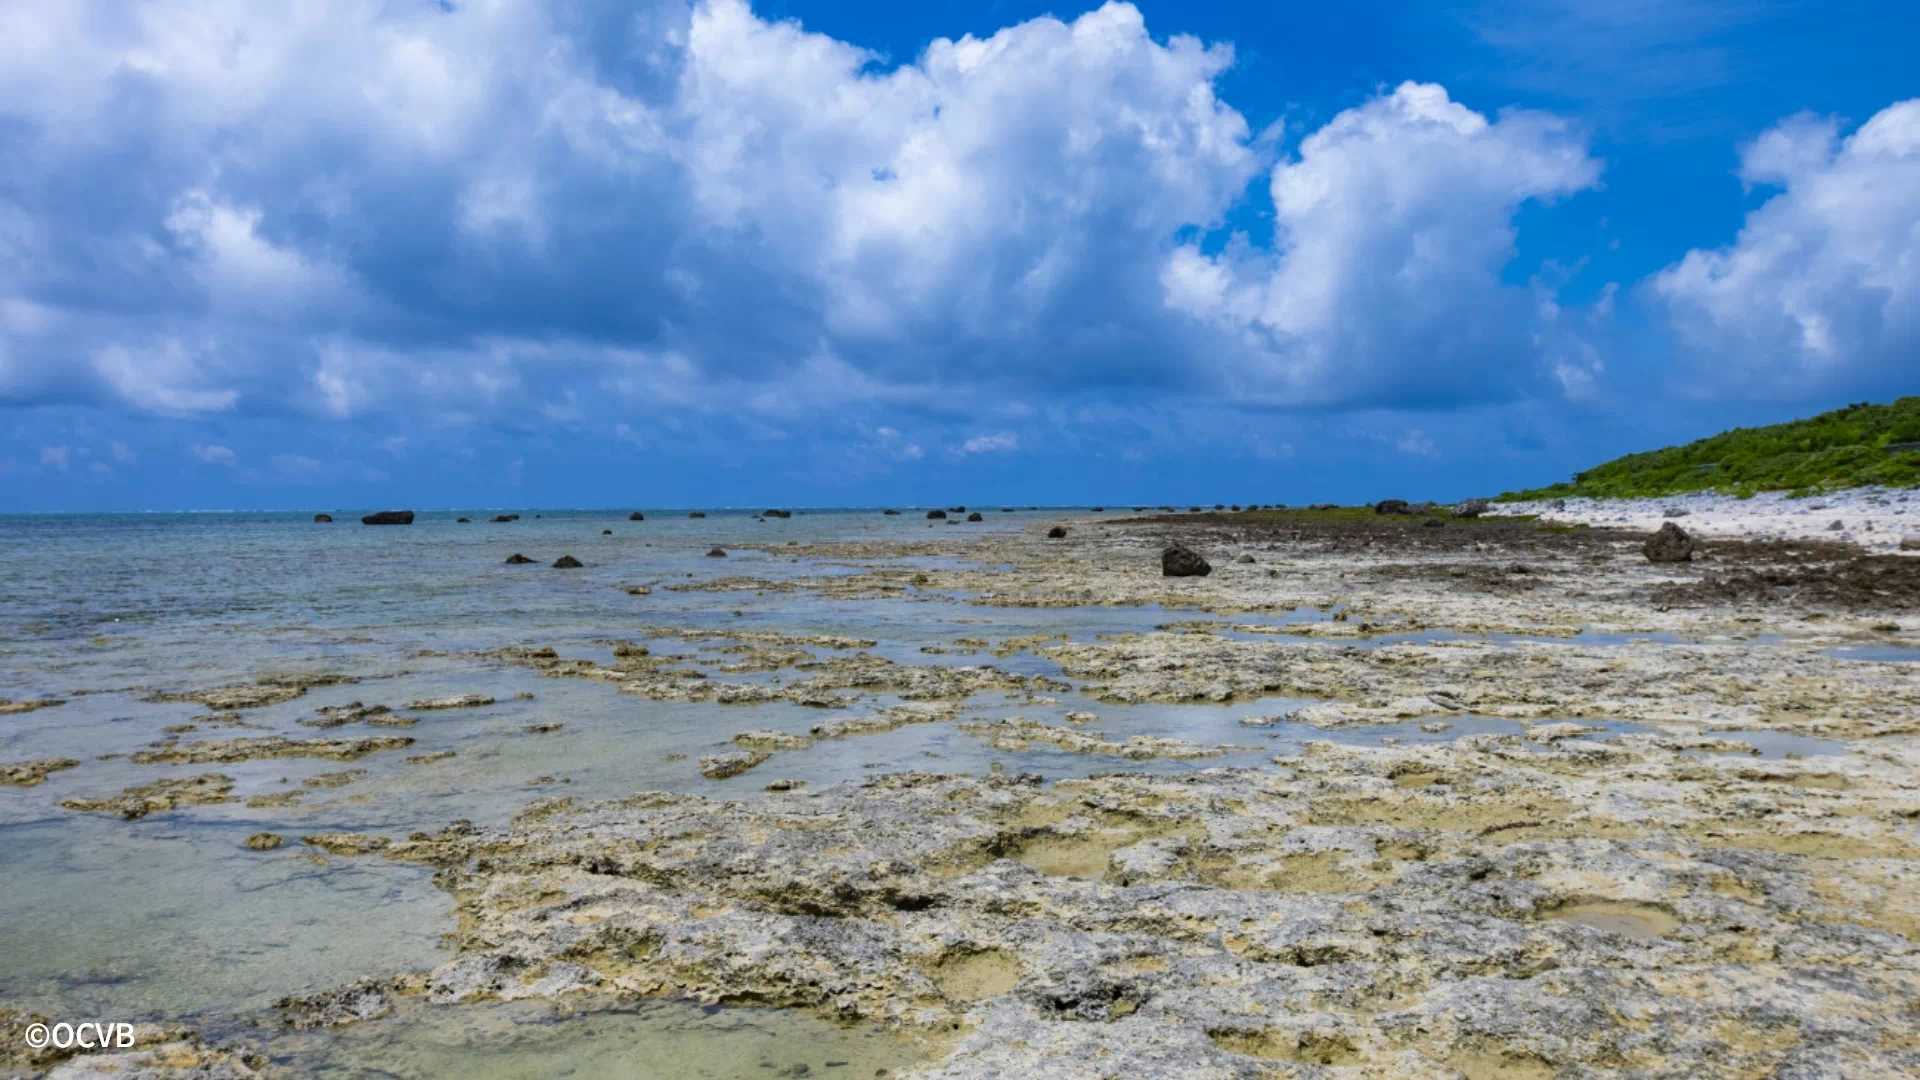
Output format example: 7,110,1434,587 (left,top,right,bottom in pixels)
361,510,414,525
1162,545,1211,577
505,553,535,564
1644,522,1696,563
456,517,471,523
966,512,984,522
762,509,792,518
689,512,706,519
1047,526,1067,538
1091,506,1104,512
707,547,727,558
491,514,519,523
883,509,900,515
629,512,645,521
602,529,612,535
927,510,947,520
313,513,333,523
1374,500,1410,515
553,555,583,569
